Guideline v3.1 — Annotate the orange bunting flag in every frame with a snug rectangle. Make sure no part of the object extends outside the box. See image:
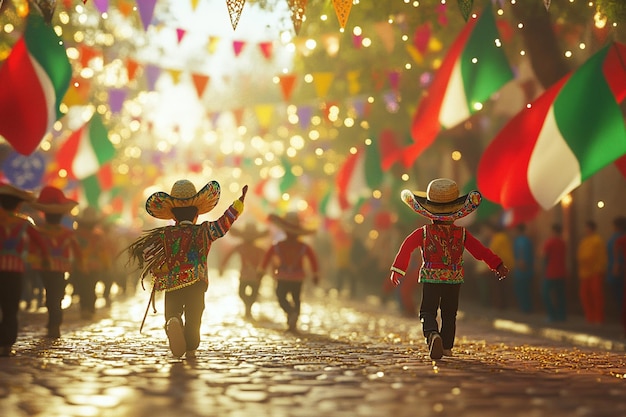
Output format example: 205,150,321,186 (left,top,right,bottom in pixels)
79,45,101,68
232,108,245,126
226,0,246,31
126,58,139,81
233,40,246,56
191,73,210,98
117,0,133,17
373,21,395,53
168,69,182,84
254,104,274,130
332,0,353,30
278,74,297,101
287,0,308,35
313,72,334,98
258,41,273,60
